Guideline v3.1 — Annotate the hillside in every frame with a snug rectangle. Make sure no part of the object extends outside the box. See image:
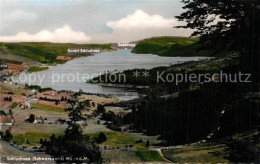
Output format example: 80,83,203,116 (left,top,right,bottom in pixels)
0,42,111,64
132,37,213,57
